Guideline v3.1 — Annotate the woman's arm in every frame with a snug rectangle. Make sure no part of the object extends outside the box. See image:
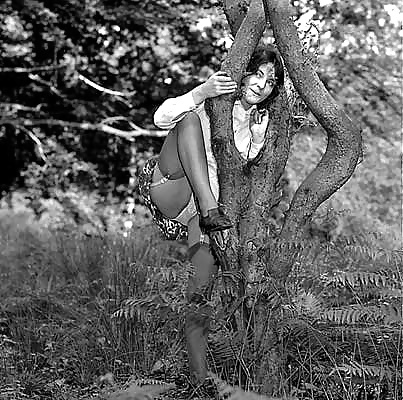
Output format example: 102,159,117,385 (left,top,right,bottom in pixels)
153,72,237,130
247,109,269,159
153,91,198,130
